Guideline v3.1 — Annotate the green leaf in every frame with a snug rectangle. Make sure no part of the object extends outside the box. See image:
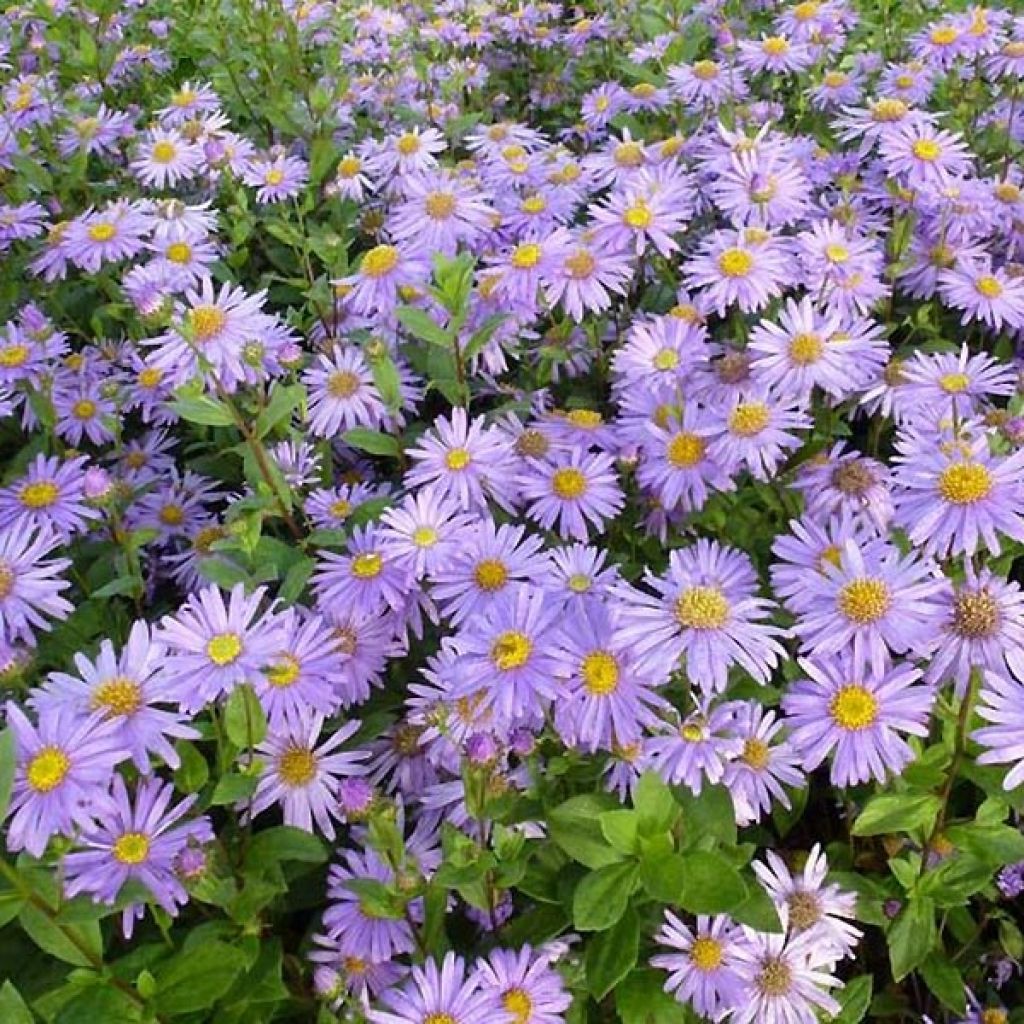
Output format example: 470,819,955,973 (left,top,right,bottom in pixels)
833,975,873,1024
634,771,679,835
173,742,209,794
585,906,640,999
945,822,1024,865
0,729,15,824
224,685,267,748
169,394,236,427
18,903,102,967
730,880,783,933
370,353,402,412
155,940,249,1015
852,793,941,837
0,981,34,1024
91,576,140,599
639,852,687,903
678,851,747,914
343,428,401,457
462,313,507,362
599,810,639,855
244,826,327,867
280,556,315,603
548,793,625,869
210,773,259,805
54,984,142,1023
888,896,936,981
396,306,451,347
572,862,638,931
345,878,407,920
615,968,690,1024
255,383,304,438
918,952,966,1015
676,784,736,847
421,881,450,957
